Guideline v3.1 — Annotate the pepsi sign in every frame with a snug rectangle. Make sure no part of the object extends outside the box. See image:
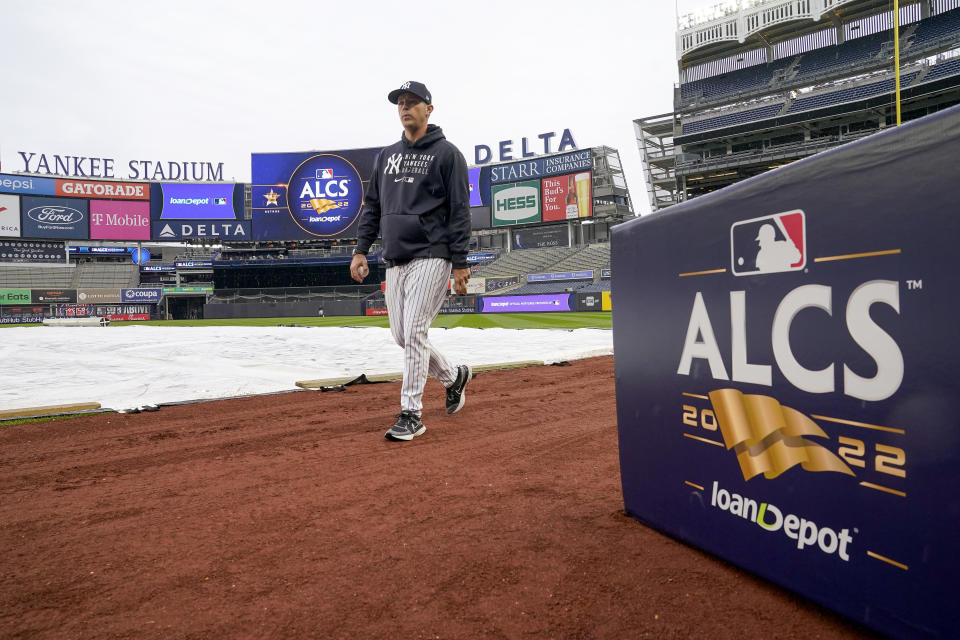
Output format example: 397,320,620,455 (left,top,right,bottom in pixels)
612,105,960,638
